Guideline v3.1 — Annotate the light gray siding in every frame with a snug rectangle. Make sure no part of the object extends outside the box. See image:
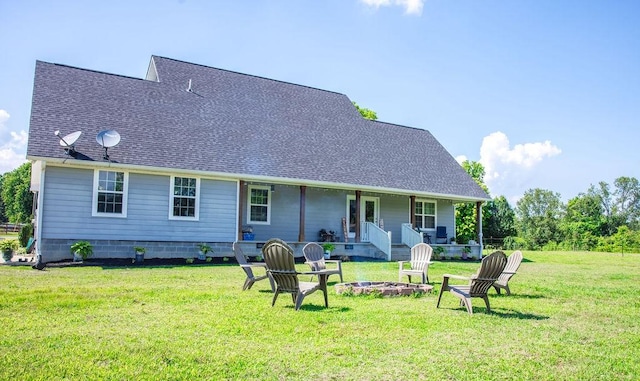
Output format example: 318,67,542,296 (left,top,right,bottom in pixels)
41,166,237,242
304,188,349,242
436,200,455,241
244,184,301,242
378,194,411,244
